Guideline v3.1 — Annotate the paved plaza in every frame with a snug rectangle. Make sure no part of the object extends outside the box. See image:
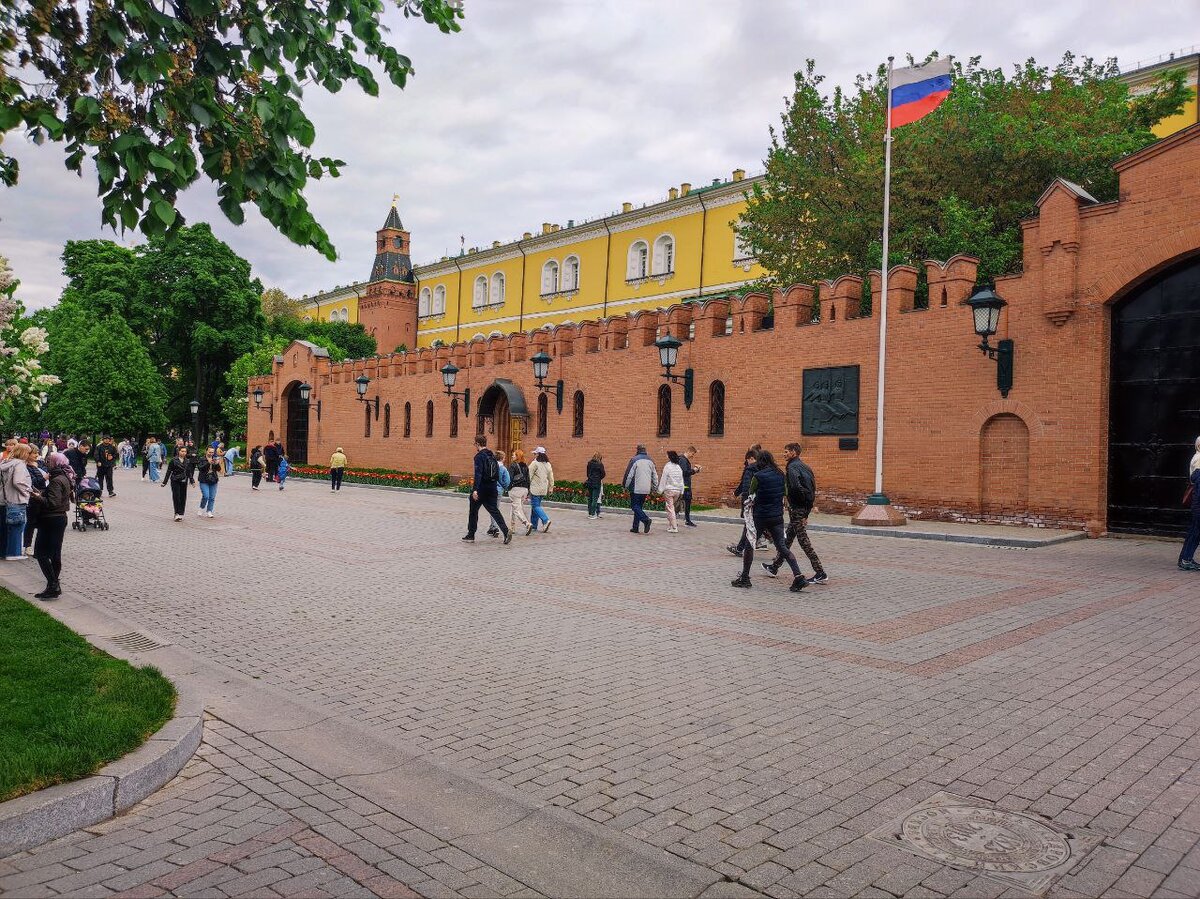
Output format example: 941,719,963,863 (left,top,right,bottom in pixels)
2,468,1200,898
